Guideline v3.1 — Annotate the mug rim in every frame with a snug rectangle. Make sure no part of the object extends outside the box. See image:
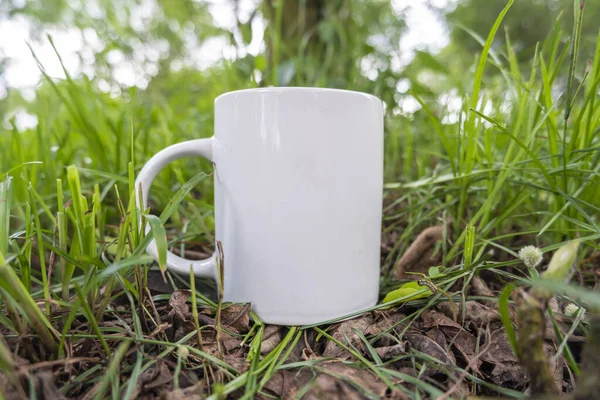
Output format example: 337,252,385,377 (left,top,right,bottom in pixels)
215,86,381,104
